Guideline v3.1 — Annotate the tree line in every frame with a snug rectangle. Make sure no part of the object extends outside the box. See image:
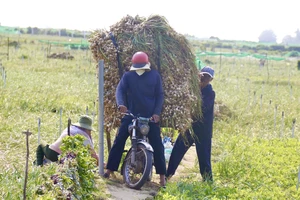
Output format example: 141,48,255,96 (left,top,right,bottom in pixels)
259,29,300,45
16,27,90,38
